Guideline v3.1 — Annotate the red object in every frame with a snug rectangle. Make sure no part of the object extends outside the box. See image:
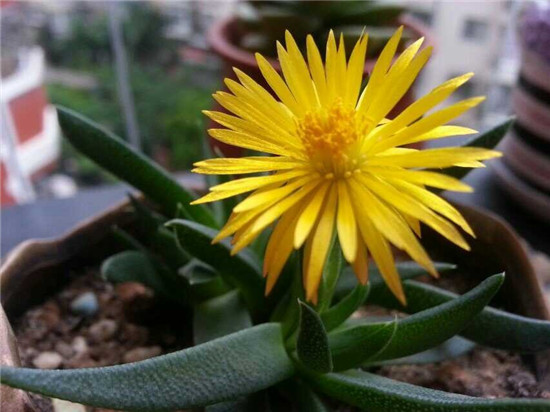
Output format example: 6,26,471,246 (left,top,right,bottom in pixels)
207,14,435,156
9,87,47,145
0,162,16,207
